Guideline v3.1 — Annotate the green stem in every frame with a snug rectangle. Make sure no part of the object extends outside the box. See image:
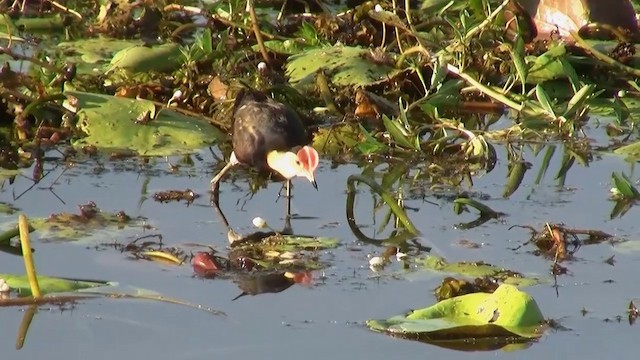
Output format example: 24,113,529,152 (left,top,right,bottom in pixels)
19,214,40,298
346,174,419,235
